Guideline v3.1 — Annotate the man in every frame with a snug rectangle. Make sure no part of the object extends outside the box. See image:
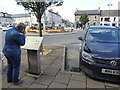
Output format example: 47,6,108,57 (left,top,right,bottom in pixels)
2,22,26,85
